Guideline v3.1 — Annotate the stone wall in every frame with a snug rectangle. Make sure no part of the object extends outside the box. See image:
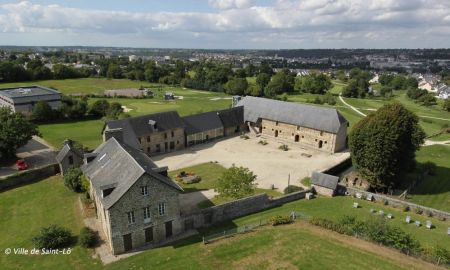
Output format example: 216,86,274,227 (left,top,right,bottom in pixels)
107,174,183,255
182,189,311,229
139,127,185,156
260,118,338,153
186,128,224,146
312,185,334,197
341,185,450,220
0,164,59,191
